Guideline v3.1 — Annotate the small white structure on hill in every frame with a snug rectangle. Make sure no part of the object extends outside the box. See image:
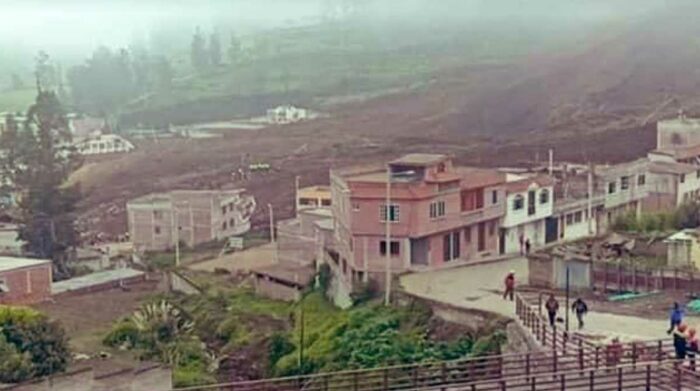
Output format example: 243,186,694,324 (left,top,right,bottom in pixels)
75,134,135,156
266,105,309,124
